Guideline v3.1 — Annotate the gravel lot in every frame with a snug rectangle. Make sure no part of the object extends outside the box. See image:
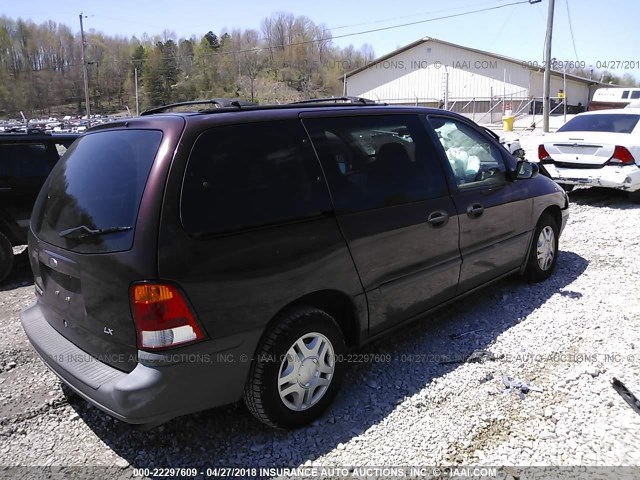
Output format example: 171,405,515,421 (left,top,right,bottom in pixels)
1,185,639,477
